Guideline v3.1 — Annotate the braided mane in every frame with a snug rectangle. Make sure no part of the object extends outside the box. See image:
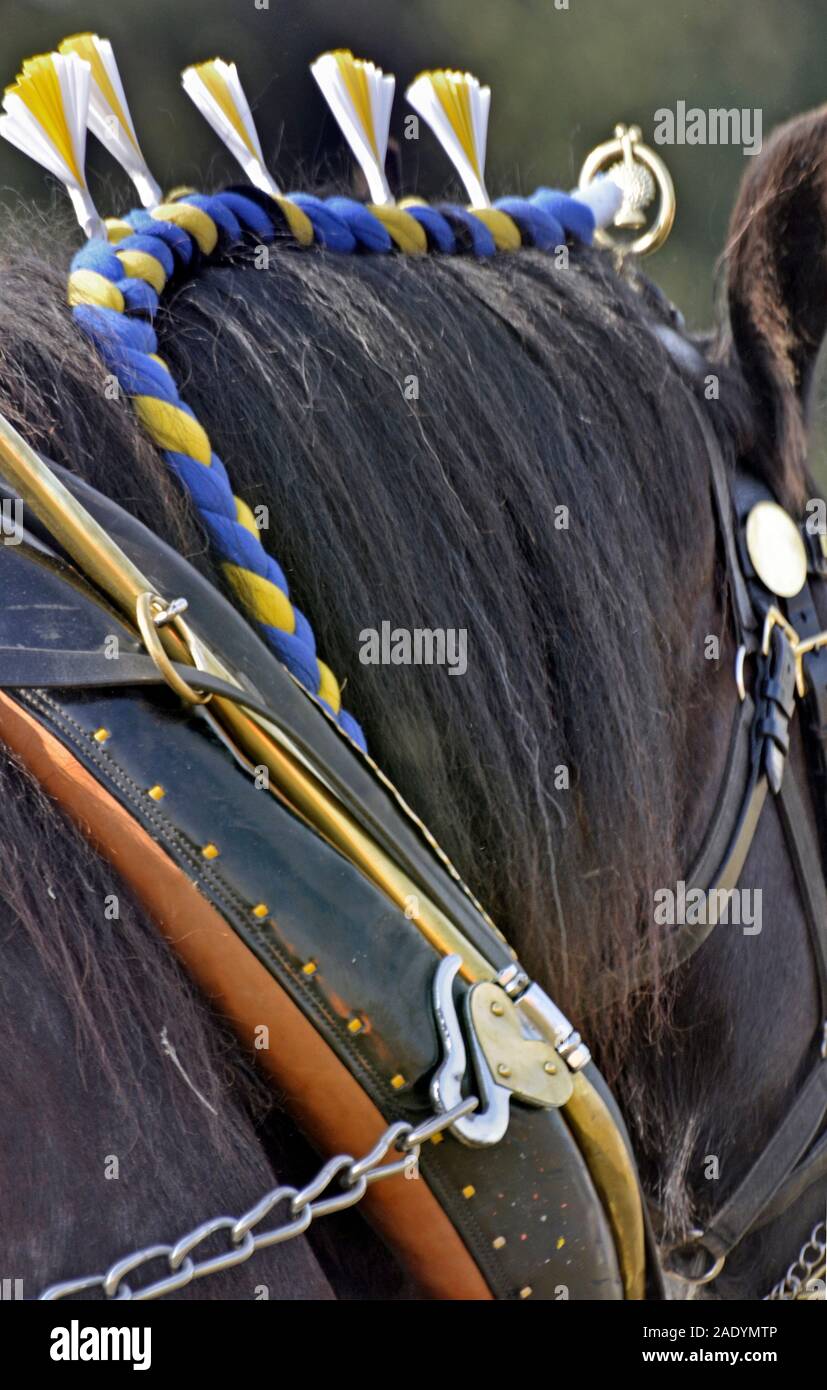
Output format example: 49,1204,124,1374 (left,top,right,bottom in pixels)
0,193,752,1075
65,184,601,750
